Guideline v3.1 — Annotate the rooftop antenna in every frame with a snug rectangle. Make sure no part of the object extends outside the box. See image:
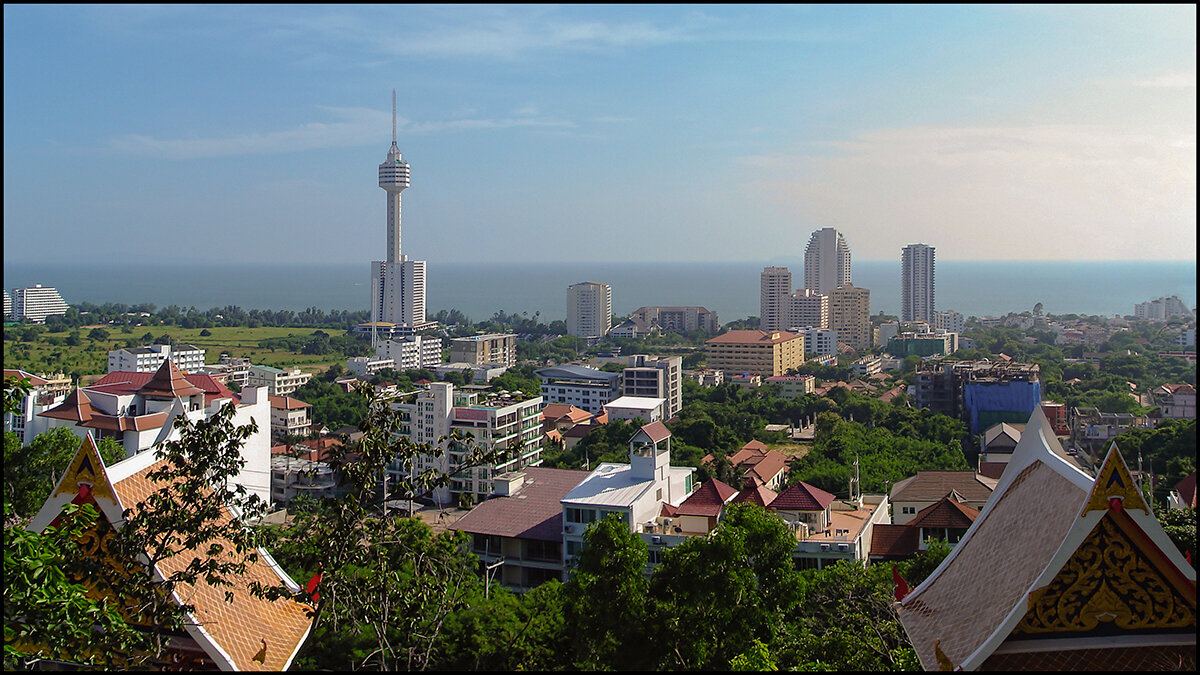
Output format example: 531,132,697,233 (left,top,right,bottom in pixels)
392,89,397,145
